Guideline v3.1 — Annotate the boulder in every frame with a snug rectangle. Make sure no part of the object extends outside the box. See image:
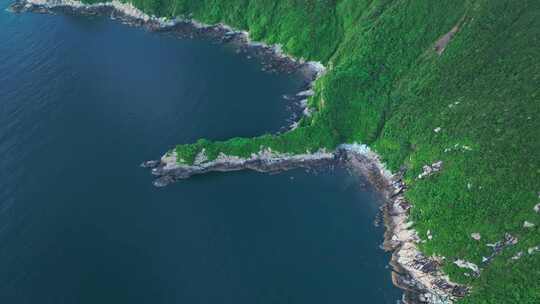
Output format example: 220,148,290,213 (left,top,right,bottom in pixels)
418,161,443,179
523,221,535,228
140,160,160,168
528,246,540,255
511,251,524,261
454,259,479,276
471,232,481,241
